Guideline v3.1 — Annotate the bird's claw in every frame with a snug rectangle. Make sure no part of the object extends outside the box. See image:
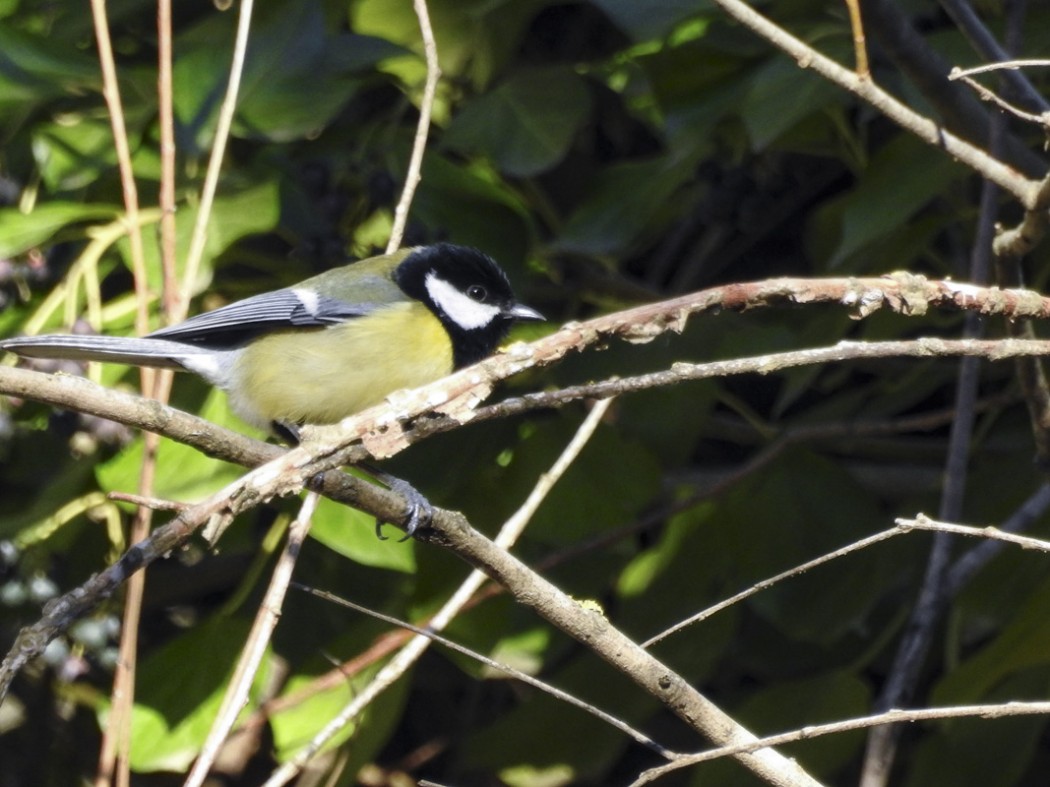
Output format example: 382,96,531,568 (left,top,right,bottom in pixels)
368,468,433,541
